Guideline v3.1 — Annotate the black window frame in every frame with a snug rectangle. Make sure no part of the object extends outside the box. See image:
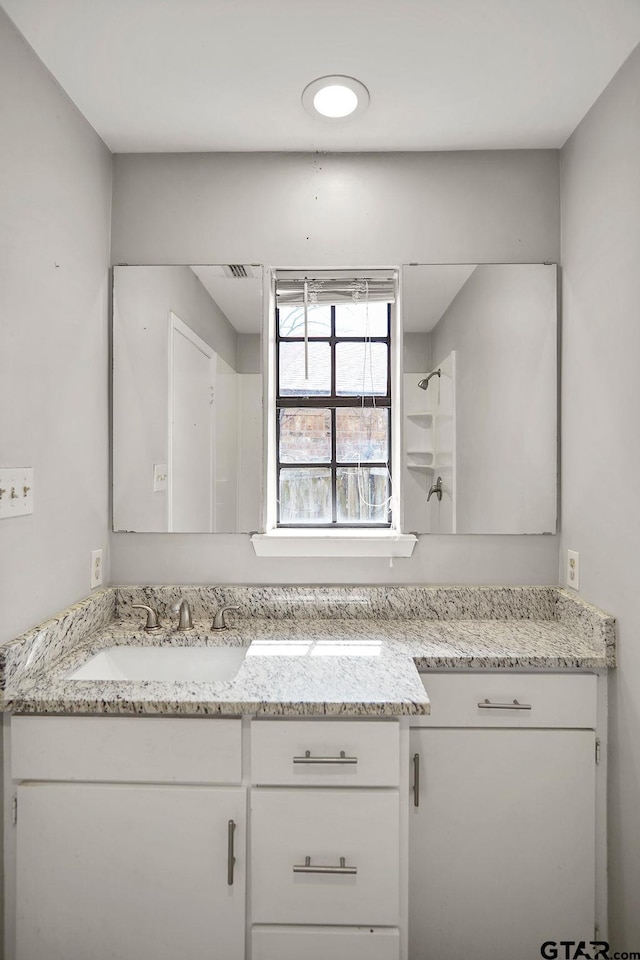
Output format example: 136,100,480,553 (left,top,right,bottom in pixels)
275,301,392,528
